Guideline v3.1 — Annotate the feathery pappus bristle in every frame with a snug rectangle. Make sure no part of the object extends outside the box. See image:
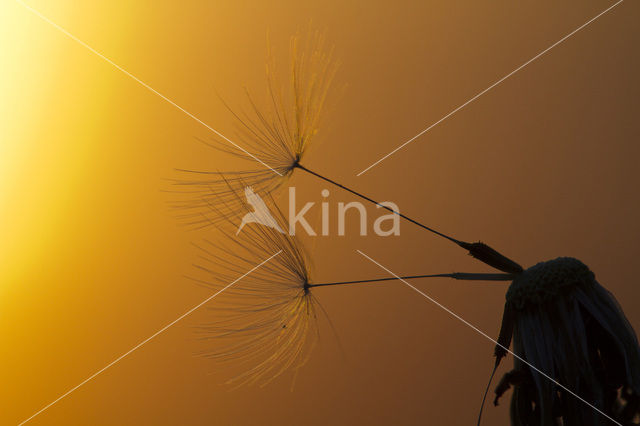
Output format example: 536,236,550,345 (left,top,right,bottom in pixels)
187,189,322,386
171,31,338,230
